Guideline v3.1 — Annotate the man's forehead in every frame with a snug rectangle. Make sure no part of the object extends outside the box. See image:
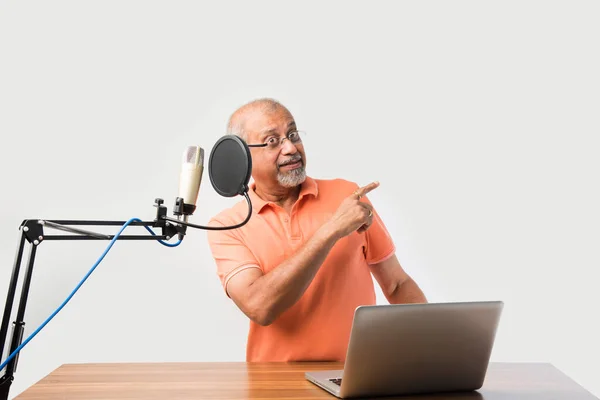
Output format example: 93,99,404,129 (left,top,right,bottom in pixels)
244,108,295,132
